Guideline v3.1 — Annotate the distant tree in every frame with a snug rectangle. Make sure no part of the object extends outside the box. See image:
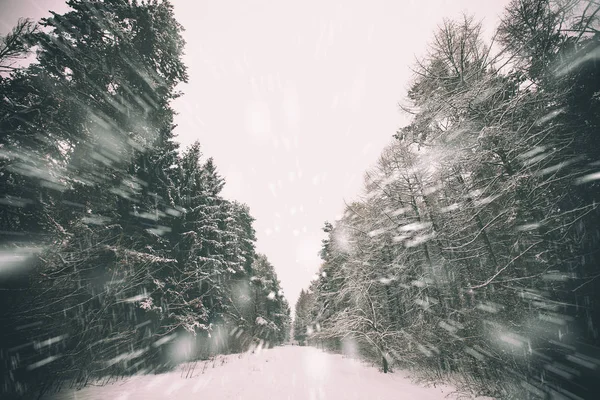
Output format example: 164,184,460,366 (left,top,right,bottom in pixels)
293,289,315,345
